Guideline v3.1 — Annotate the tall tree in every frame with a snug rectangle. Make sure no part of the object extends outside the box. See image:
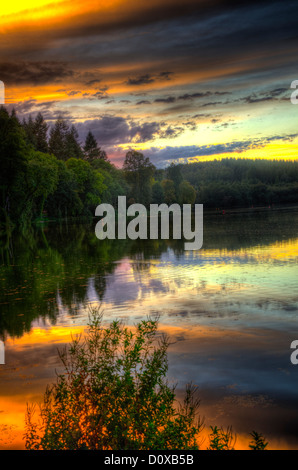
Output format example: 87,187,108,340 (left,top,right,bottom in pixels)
66,158,106,214
167,163,183,198
23,113,49,152
24,151,59,217
123,150,155,205
83,131,107,162
33,112,48,153
66,125,84,159
151,181,164,204
48,118,70,161
161,179,176,205
23,115,36,149
178,180,196,204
